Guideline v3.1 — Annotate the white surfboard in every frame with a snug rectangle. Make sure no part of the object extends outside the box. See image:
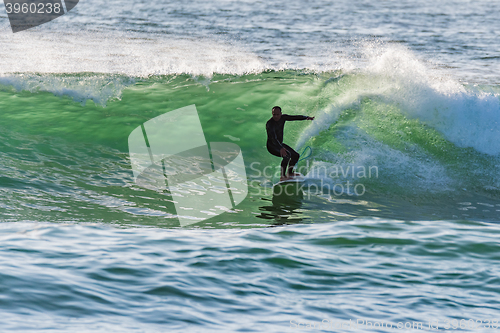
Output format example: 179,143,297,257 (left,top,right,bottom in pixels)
272,174,306,197
272,173,306,186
